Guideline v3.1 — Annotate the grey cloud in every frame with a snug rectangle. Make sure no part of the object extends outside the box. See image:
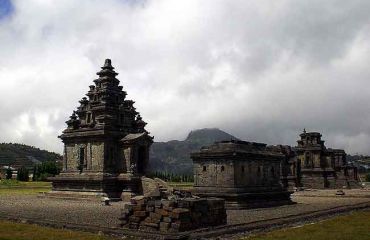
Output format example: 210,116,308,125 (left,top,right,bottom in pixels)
1,0,370,155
